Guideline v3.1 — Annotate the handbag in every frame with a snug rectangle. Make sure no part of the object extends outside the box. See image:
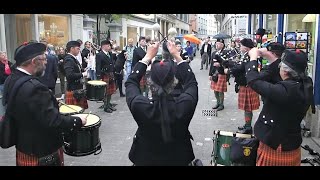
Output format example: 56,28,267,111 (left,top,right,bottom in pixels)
0,76,33,148
230,136,259,166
